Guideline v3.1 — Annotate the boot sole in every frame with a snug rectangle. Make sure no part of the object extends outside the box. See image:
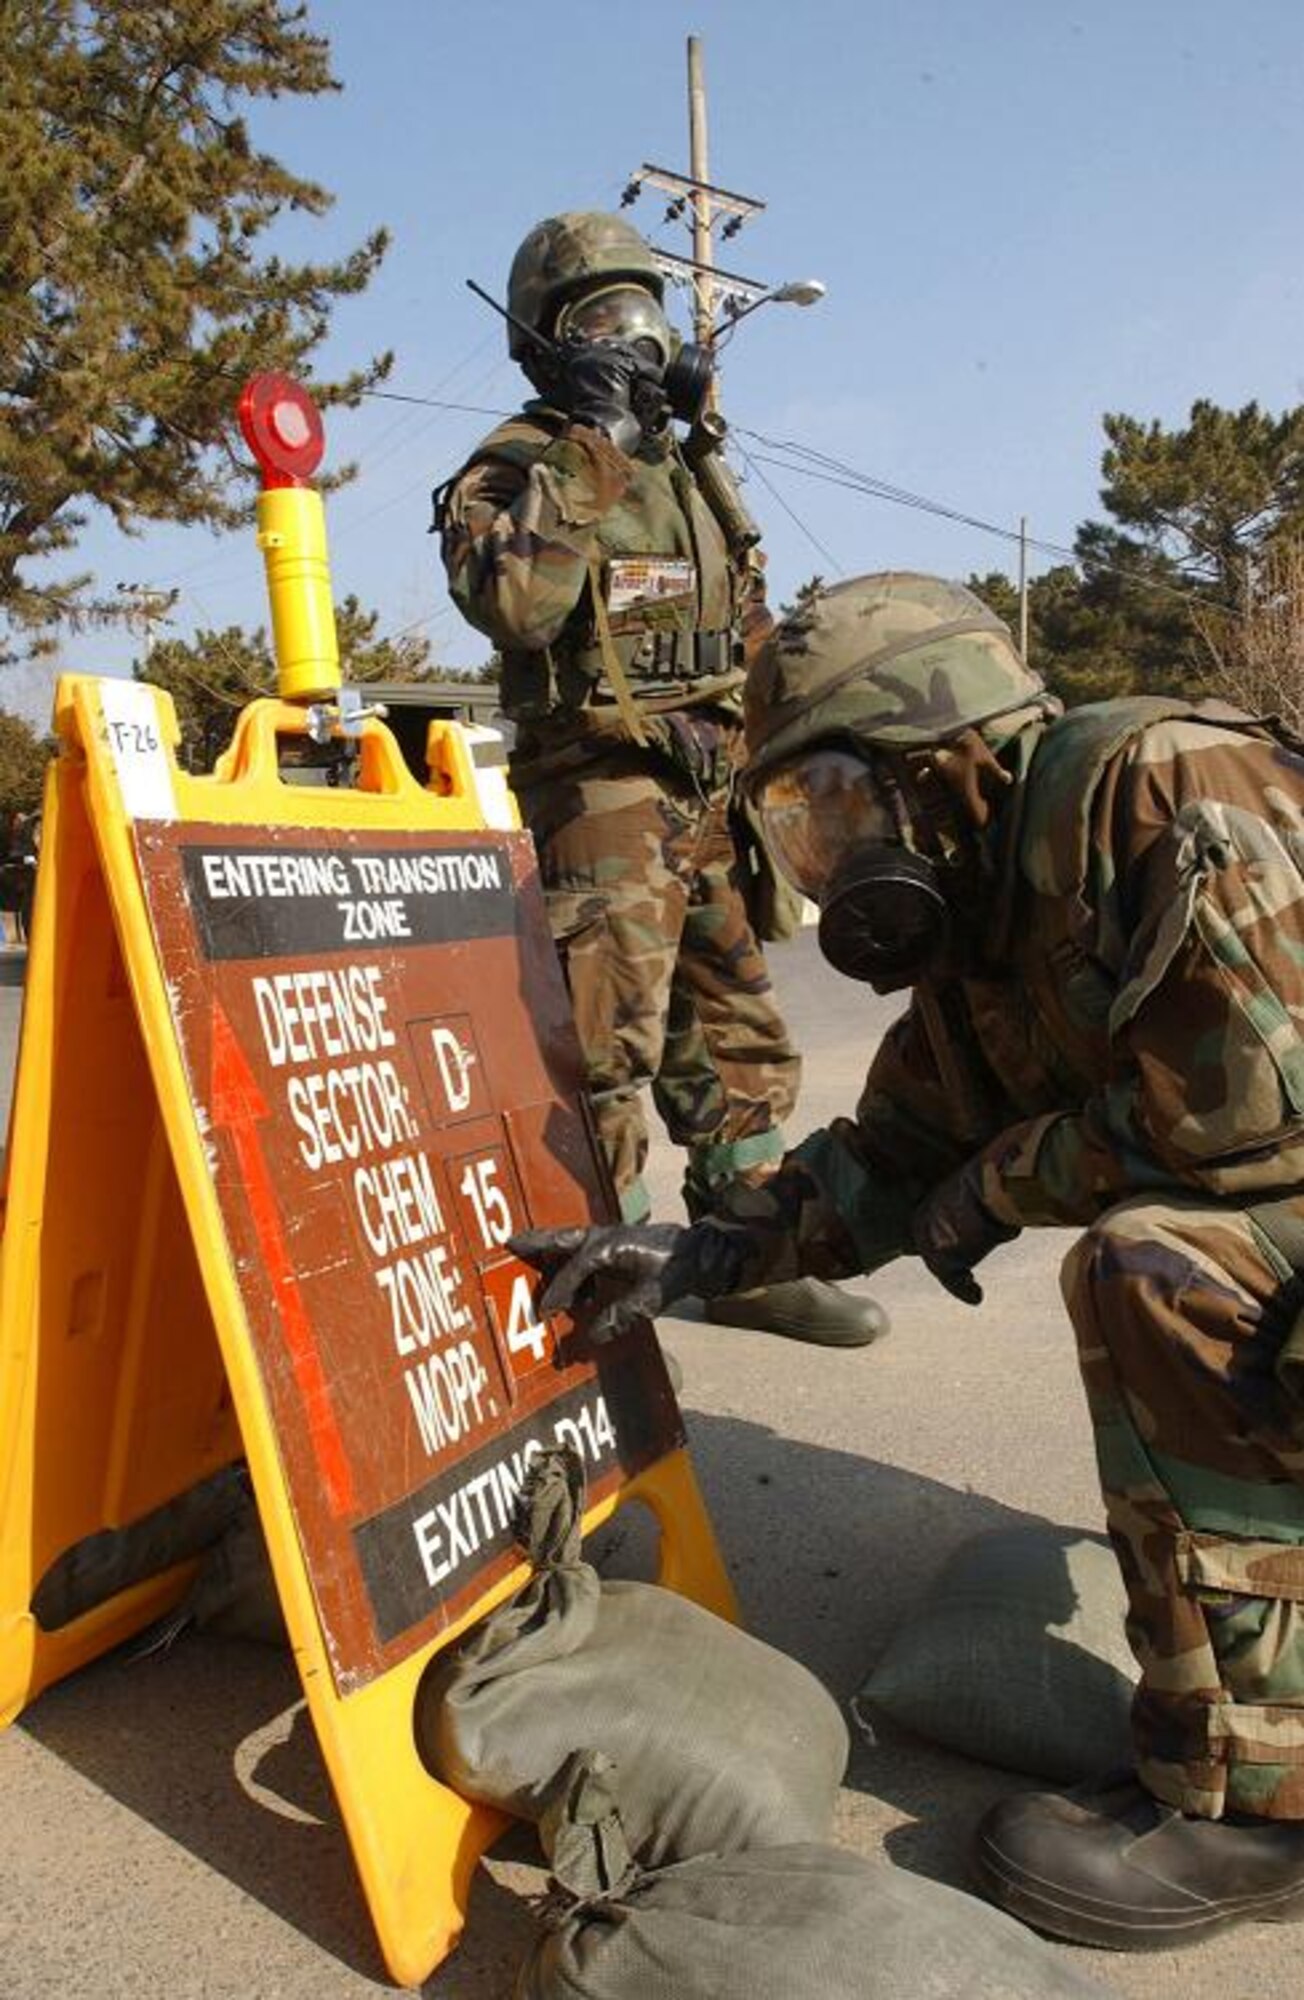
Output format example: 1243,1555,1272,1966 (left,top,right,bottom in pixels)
703,1310,885,1345
974,1831,1304,1951
703,1298,889,1346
